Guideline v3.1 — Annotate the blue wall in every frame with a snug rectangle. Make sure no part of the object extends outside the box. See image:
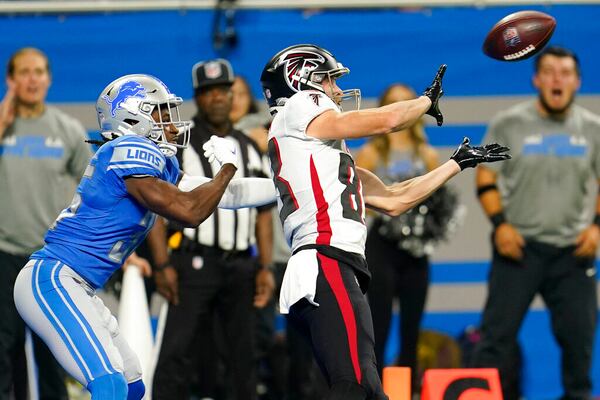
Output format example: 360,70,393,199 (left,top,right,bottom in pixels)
1,5,600,103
